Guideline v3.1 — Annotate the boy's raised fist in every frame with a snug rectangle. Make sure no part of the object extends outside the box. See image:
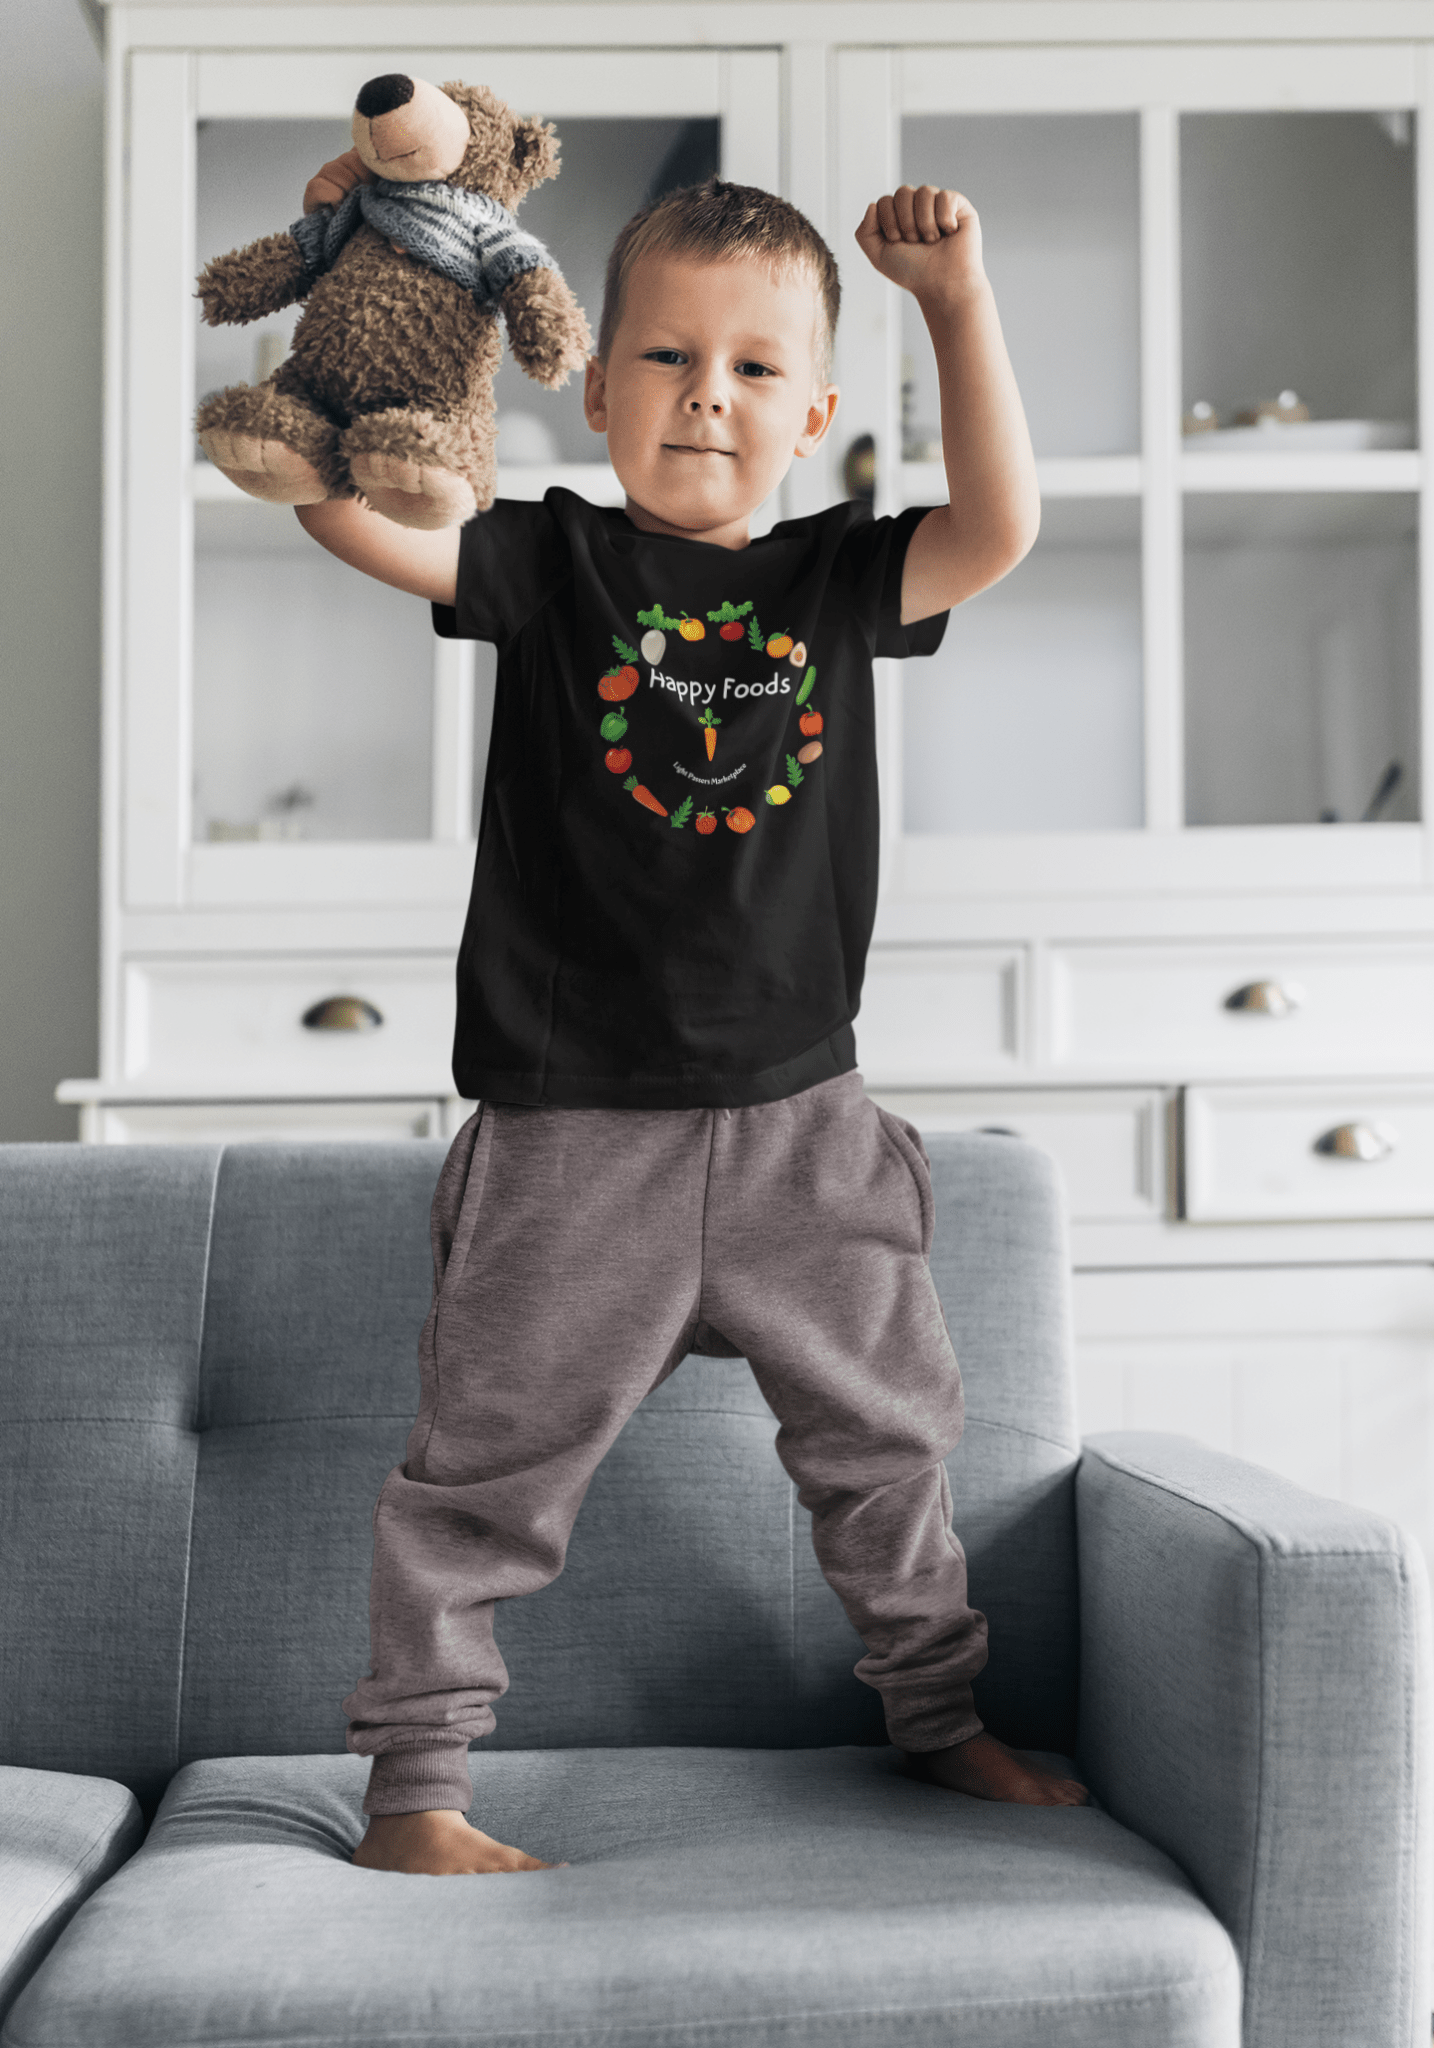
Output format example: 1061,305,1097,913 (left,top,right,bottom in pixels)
855,185,986,309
